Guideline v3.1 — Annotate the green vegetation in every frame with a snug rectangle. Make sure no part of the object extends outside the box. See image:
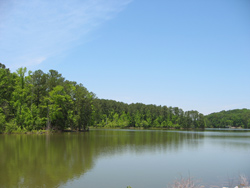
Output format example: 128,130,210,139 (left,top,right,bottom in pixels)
206,109,250,128
0,63,249,132
93,99,206,129
0,63,94,133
